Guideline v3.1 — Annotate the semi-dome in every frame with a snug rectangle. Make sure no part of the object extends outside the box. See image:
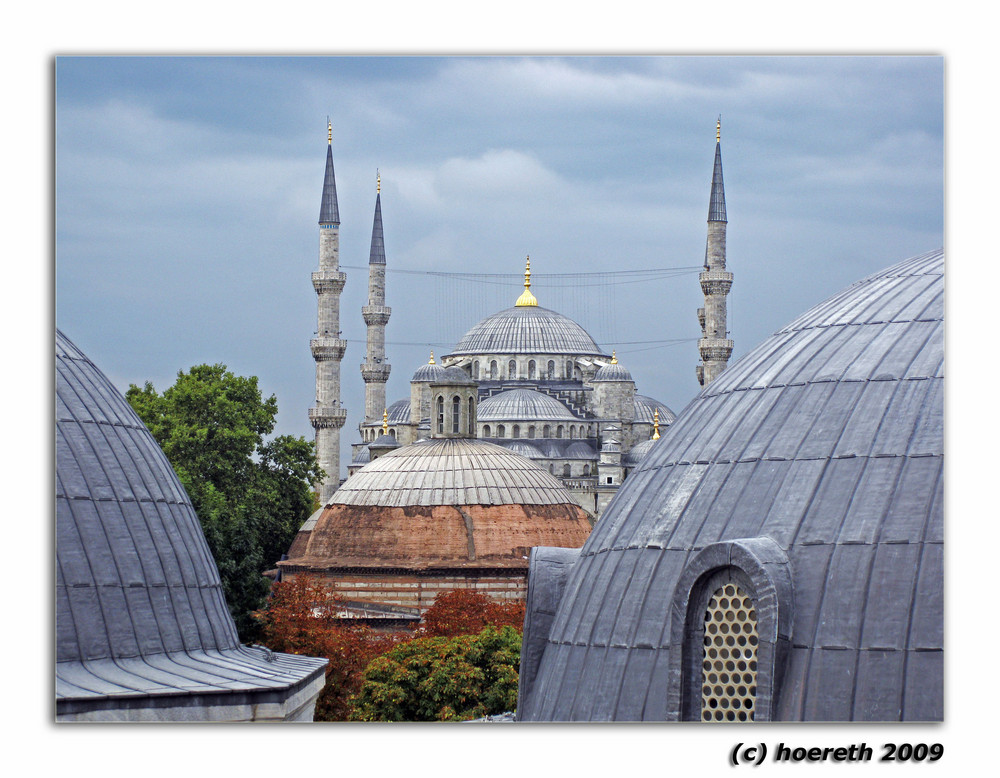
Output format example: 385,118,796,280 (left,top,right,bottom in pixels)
55,330,326,721
565,441,597,459
447,305,607,357
519,249,944,722
633,394,675,425
478,388,579,422
500,440,546,459
386,398,411,425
